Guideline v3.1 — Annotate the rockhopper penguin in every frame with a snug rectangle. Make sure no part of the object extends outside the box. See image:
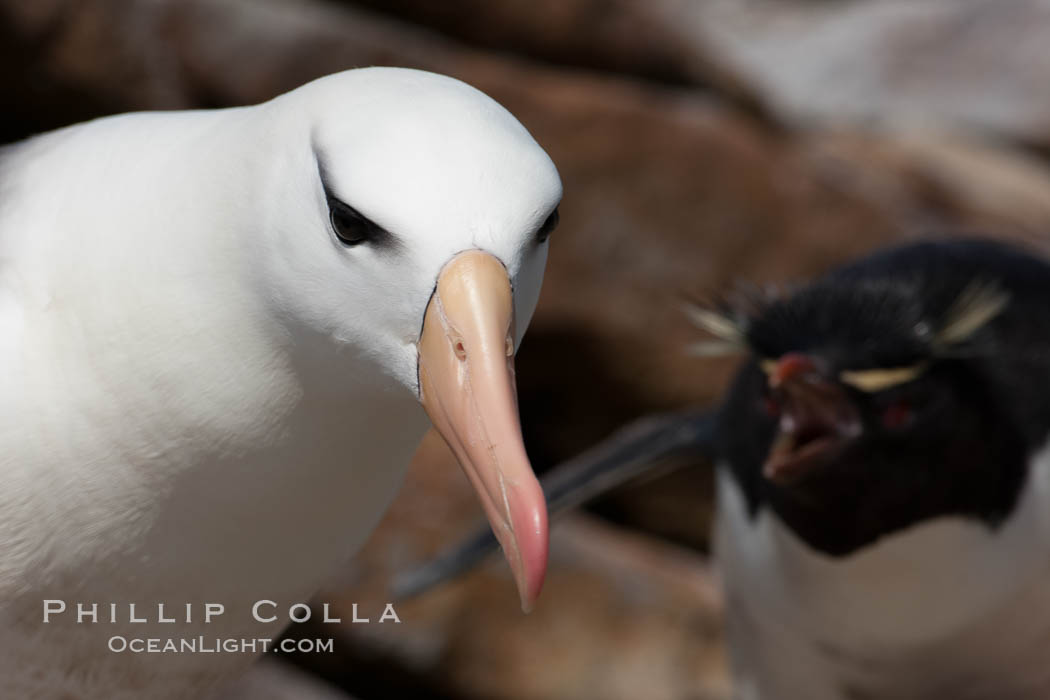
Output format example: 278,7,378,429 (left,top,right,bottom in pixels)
711,238,1050,699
